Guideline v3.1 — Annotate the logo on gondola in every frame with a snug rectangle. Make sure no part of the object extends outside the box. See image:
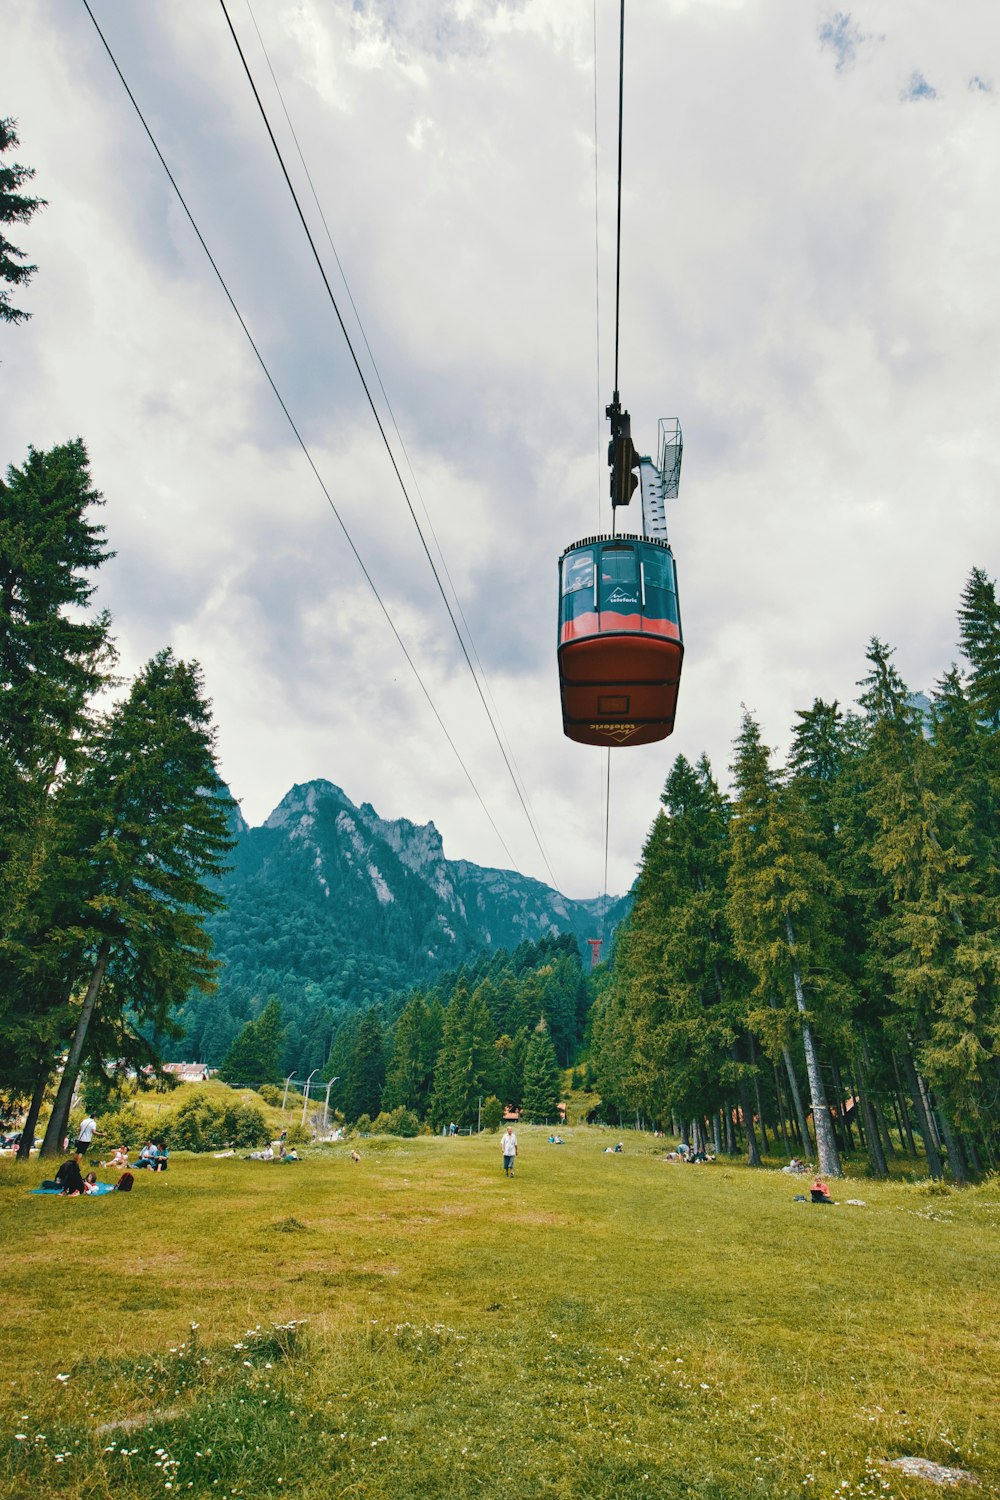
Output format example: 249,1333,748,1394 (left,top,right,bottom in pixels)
608,587,638,605
592,723,640,744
